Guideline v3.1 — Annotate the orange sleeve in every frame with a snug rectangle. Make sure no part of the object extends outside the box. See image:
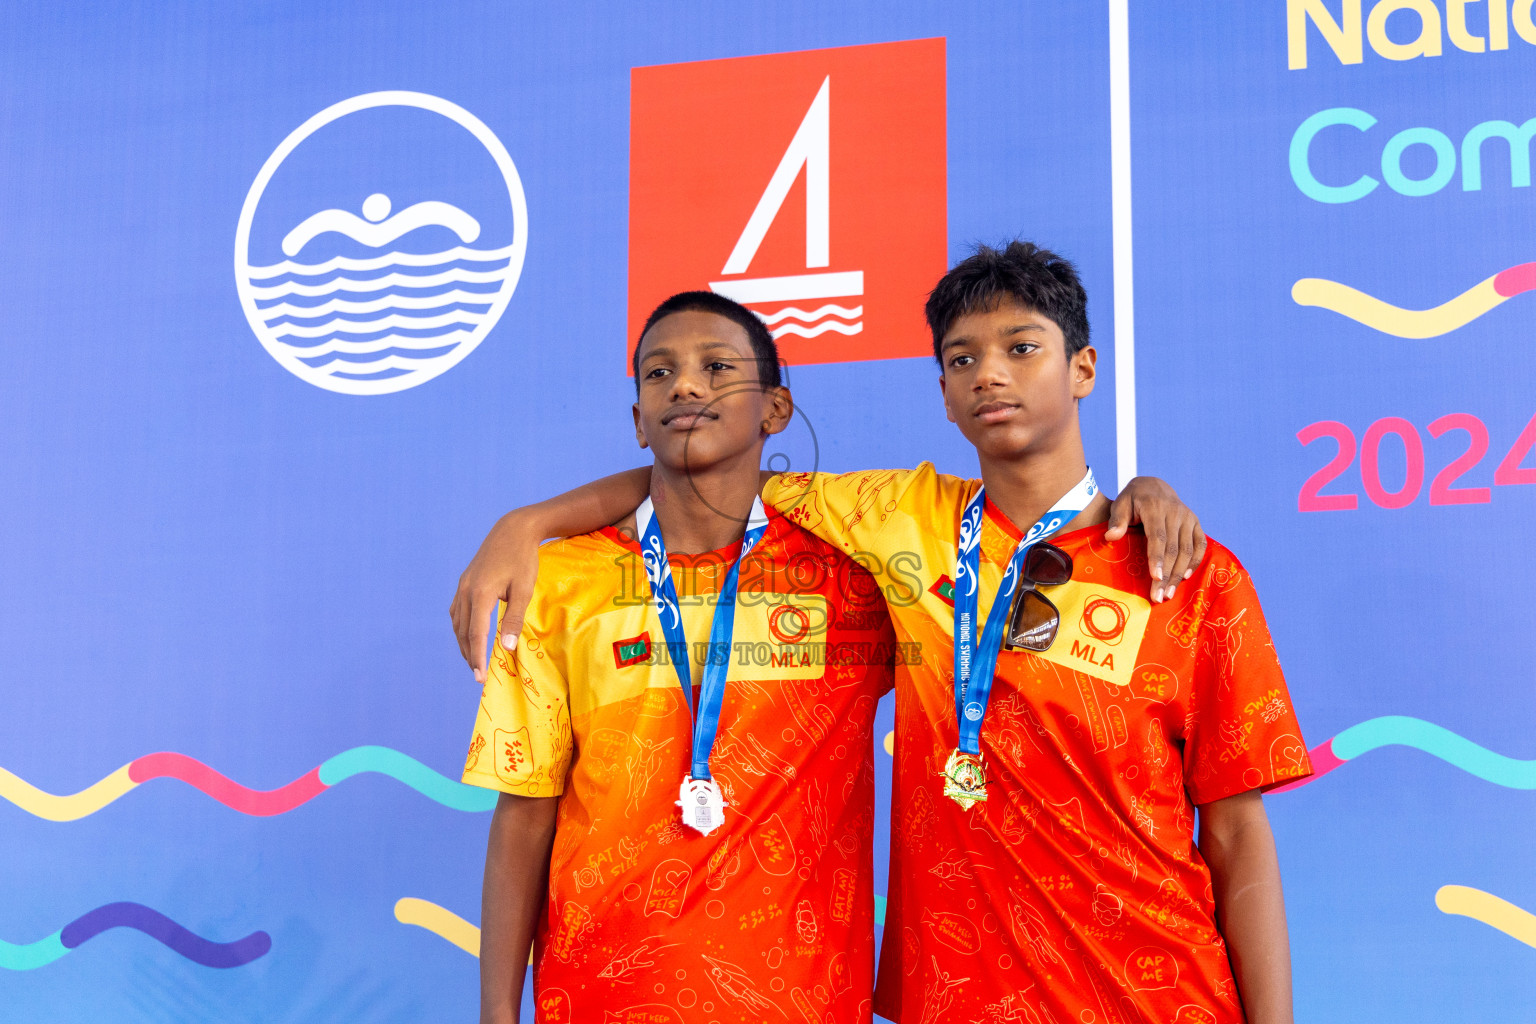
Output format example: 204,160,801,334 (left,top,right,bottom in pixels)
1180,552,1313,805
